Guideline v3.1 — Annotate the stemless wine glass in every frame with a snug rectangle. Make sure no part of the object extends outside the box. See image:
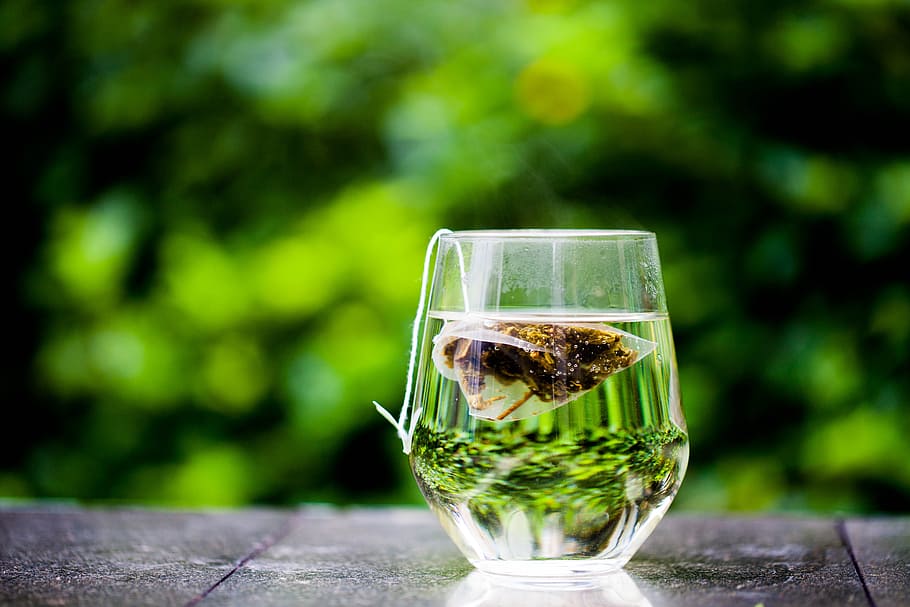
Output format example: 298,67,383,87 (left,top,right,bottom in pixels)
384,229,688,582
